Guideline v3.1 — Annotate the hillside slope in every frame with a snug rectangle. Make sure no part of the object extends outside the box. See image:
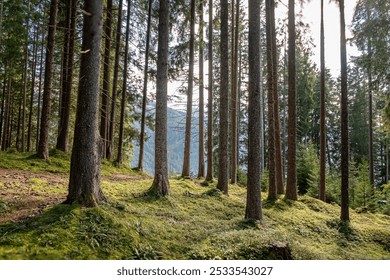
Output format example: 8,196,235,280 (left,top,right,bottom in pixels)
0,152,389,260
